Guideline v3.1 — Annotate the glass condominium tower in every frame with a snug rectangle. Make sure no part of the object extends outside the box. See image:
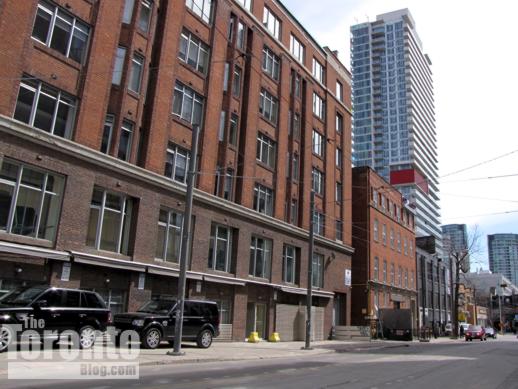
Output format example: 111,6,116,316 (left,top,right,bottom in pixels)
351,9,442,253
488,234,518,286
